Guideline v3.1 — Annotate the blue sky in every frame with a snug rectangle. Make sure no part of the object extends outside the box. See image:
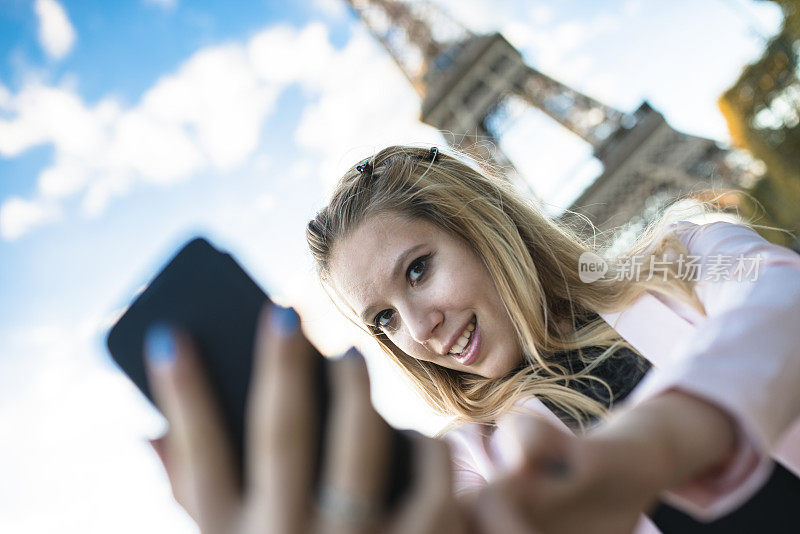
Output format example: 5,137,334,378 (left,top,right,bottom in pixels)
0,0,783,532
